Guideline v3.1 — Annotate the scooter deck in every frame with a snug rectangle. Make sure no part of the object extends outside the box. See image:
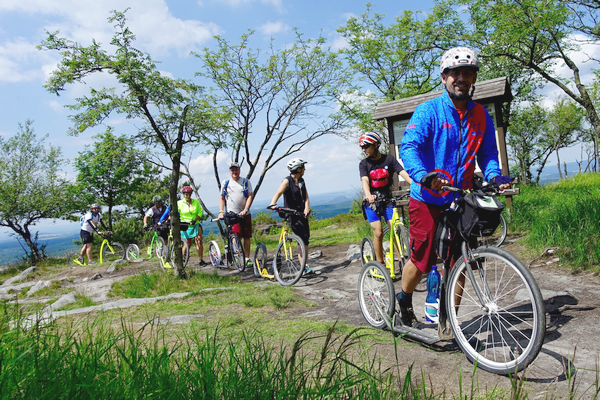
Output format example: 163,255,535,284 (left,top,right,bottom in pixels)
390,314,441,345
